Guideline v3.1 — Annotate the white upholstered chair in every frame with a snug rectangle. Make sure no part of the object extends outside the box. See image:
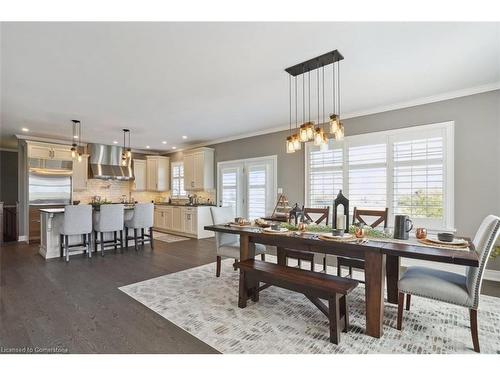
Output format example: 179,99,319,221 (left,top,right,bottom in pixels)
93,204,125,256
210,206,266,277
125,203,154,251
397,214,500,352
60,204,93,262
